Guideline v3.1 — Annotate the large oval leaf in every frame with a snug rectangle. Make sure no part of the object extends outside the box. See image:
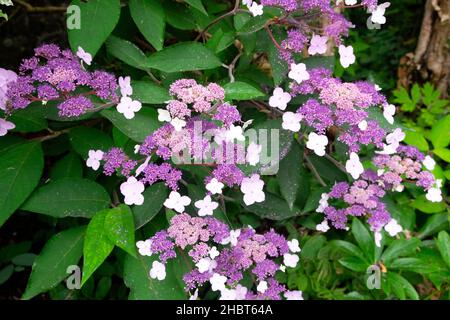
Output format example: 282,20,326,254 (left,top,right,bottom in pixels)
105,205,136,257
69,127,113,159
68,0,121,57
131,81,171,104
22,178,110,218
132,183,168,229
0,142,44,227
144,42,222,72
129,0,165,51
22,226,85,300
